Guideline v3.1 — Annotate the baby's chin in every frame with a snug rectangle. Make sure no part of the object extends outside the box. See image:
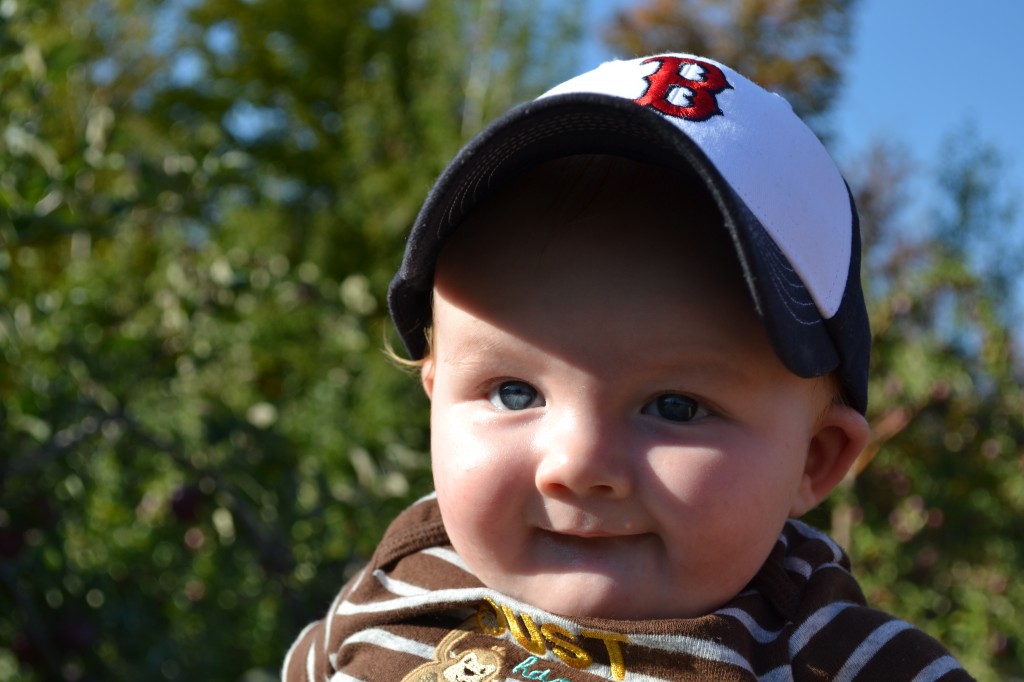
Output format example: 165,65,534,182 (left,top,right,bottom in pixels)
530,584,649,621
480,571,707,621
